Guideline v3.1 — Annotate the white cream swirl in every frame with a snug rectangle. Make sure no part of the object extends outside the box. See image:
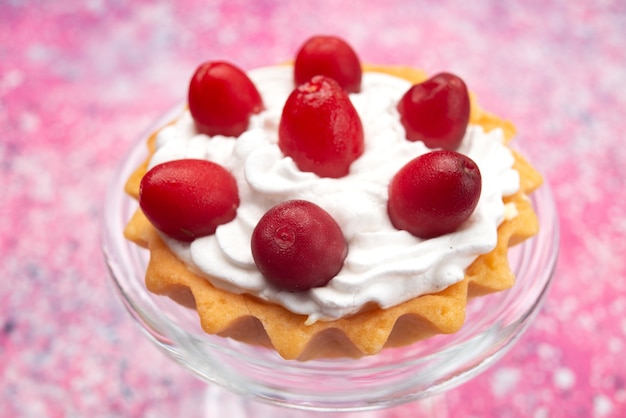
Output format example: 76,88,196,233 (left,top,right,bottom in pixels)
147,66,520,324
